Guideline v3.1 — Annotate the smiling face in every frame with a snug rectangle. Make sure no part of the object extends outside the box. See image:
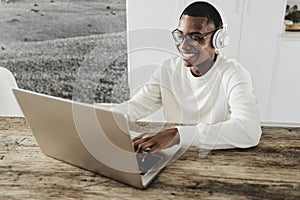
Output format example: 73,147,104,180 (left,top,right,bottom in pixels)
176,15,216,75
